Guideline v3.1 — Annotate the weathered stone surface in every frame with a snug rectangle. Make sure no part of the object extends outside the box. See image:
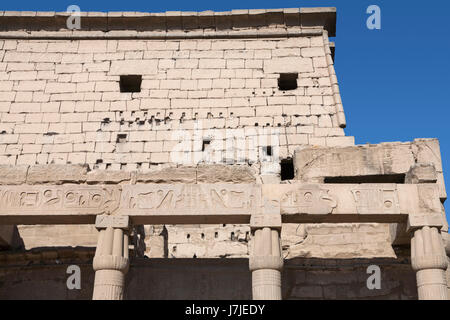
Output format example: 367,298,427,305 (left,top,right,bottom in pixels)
294,139,446,200
86,170,131,184
294,142,414,182
405,164,437,184
26,164,88,184
196,164,257,183
0,183,442,225
0,7,447,301
136,166,196,184
0,165,28,185
17,225,98,249
282,223,395,259
109,60,158,75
